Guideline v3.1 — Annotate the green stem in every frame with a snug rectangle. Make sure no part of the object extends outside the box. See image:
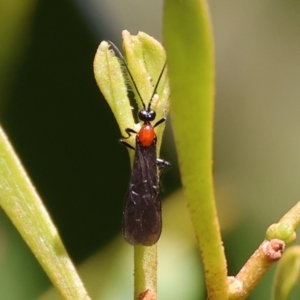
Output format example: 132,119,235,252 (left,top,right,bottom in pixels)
279,201,300,228
134,245,157,299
